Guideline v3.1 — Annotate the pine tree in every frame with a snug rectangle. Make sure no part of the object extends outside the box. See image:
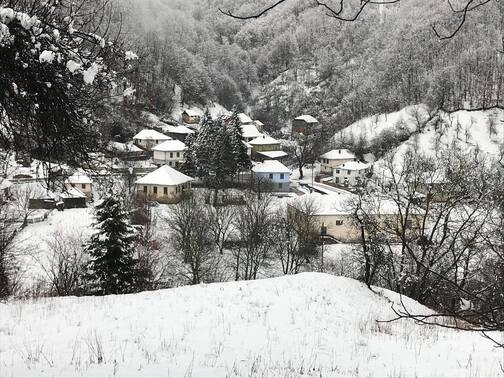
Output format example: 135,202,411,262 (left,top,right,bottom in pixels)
85,195,138,295
227,109,252,172
181,131,198,177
